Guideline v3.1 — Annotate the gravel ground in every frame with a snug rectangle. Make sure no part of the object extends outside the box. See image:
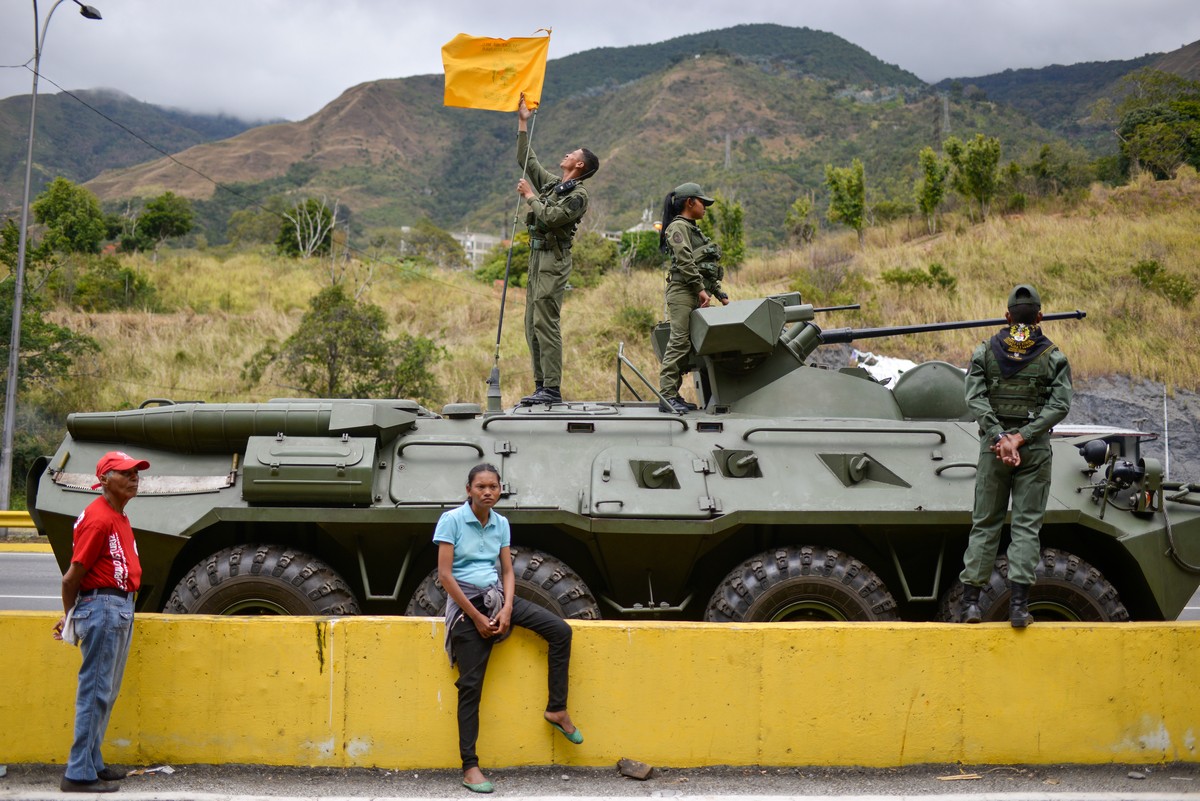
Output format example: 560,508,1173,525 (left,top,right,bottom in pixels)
2,762,1199,798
